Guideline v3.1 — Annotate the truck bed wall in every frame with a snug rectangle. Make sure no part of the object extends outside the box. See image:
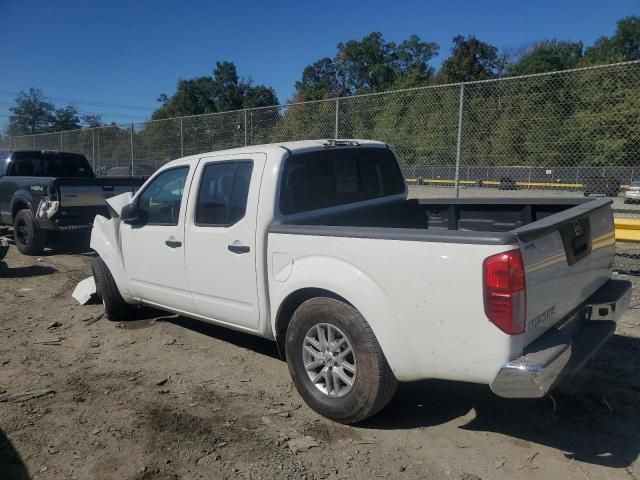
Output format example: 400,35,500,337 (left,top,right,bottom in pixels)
283,198,590,233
